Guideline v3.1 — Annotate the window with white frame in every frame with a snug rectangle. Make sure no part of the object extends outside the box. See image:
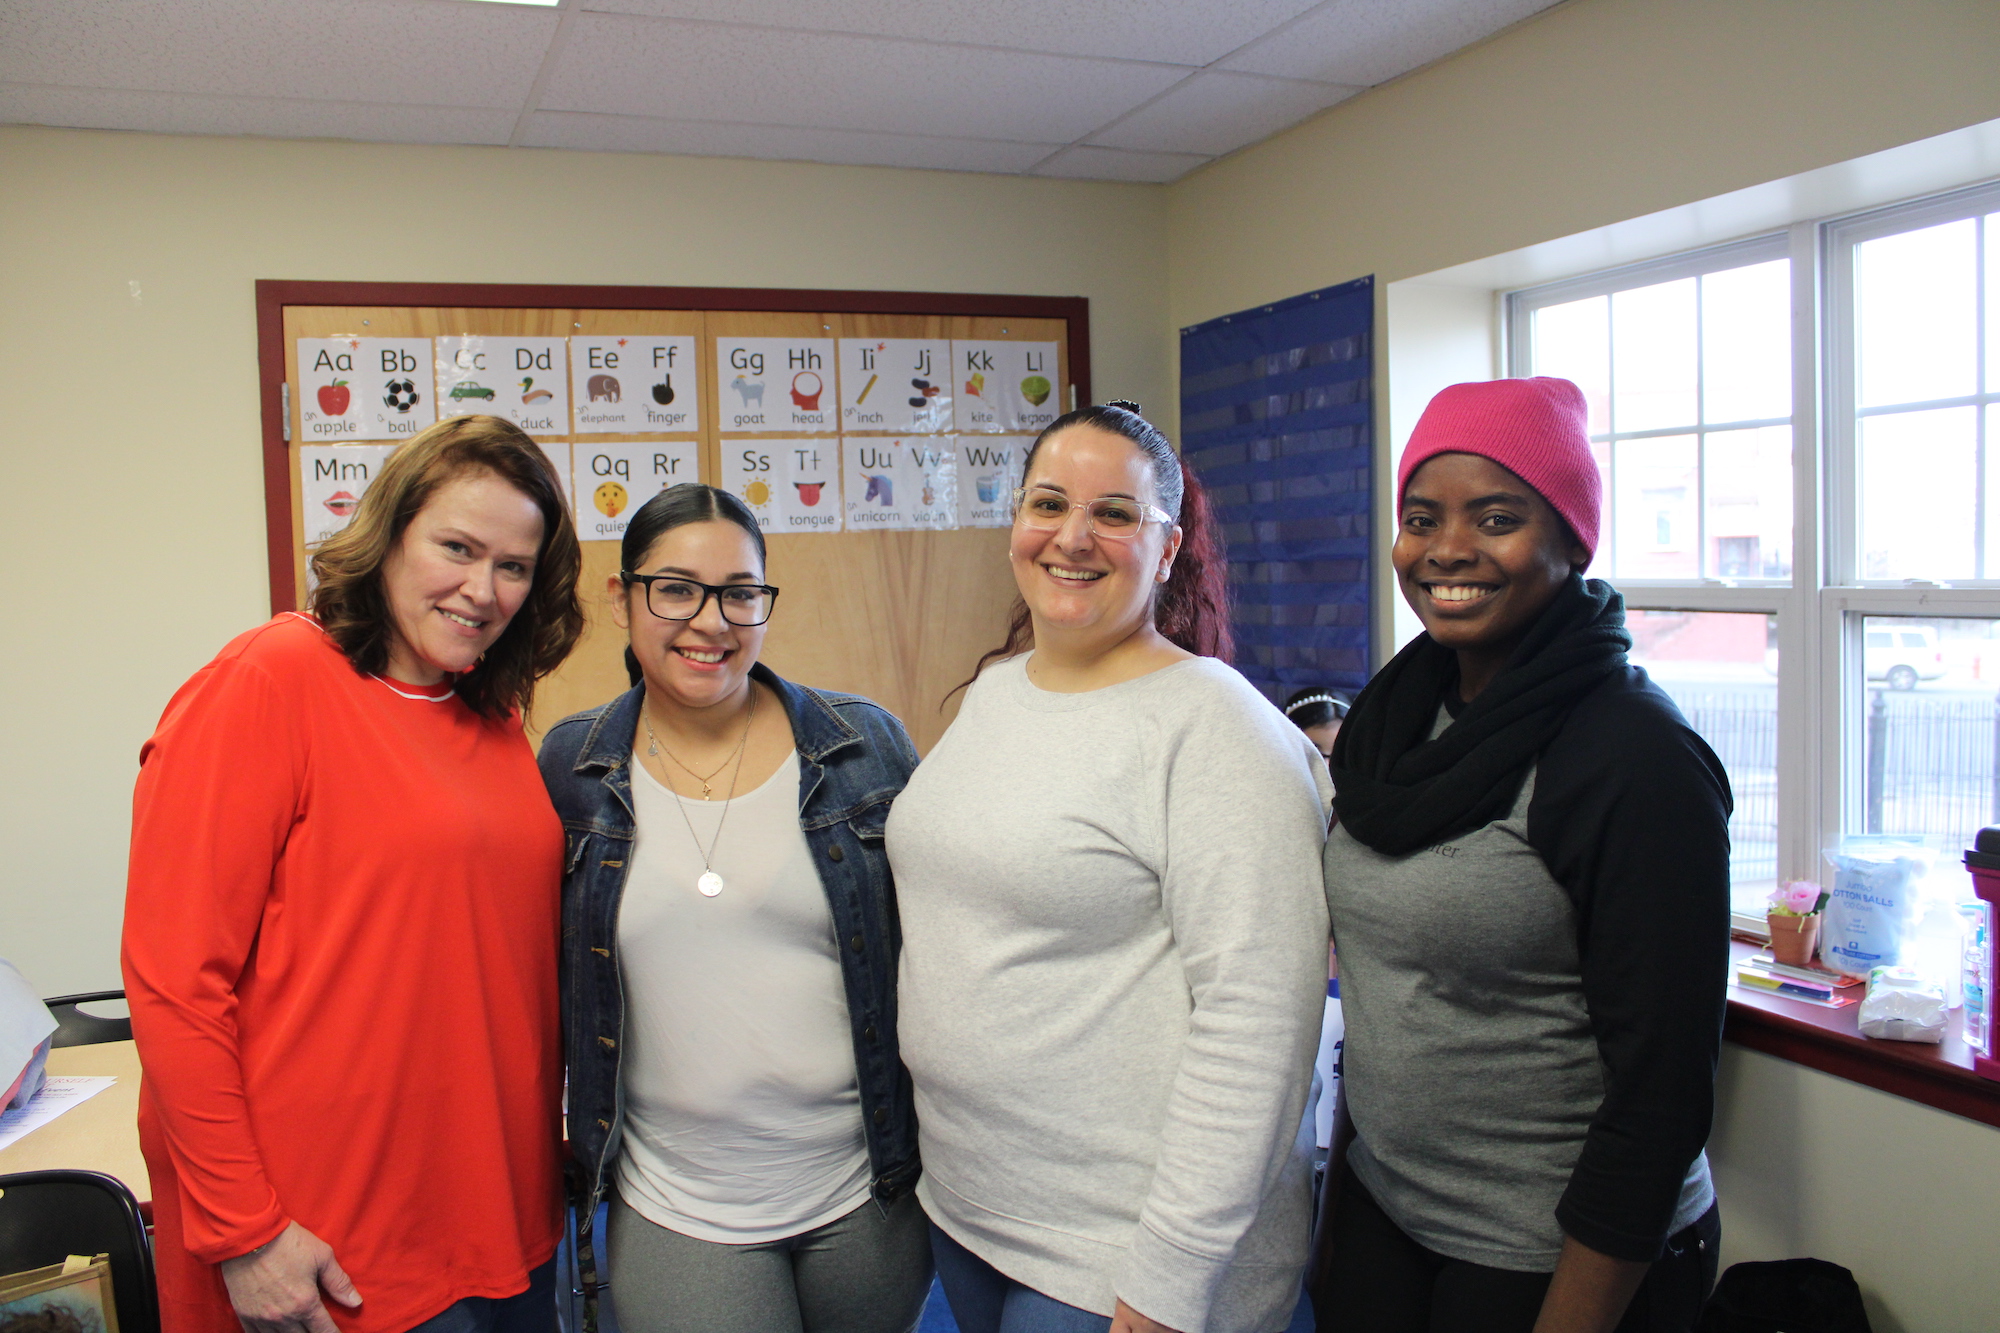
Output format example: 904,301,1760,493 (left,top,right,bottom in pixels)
1511,239,1793,917
1506,181,2000,928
